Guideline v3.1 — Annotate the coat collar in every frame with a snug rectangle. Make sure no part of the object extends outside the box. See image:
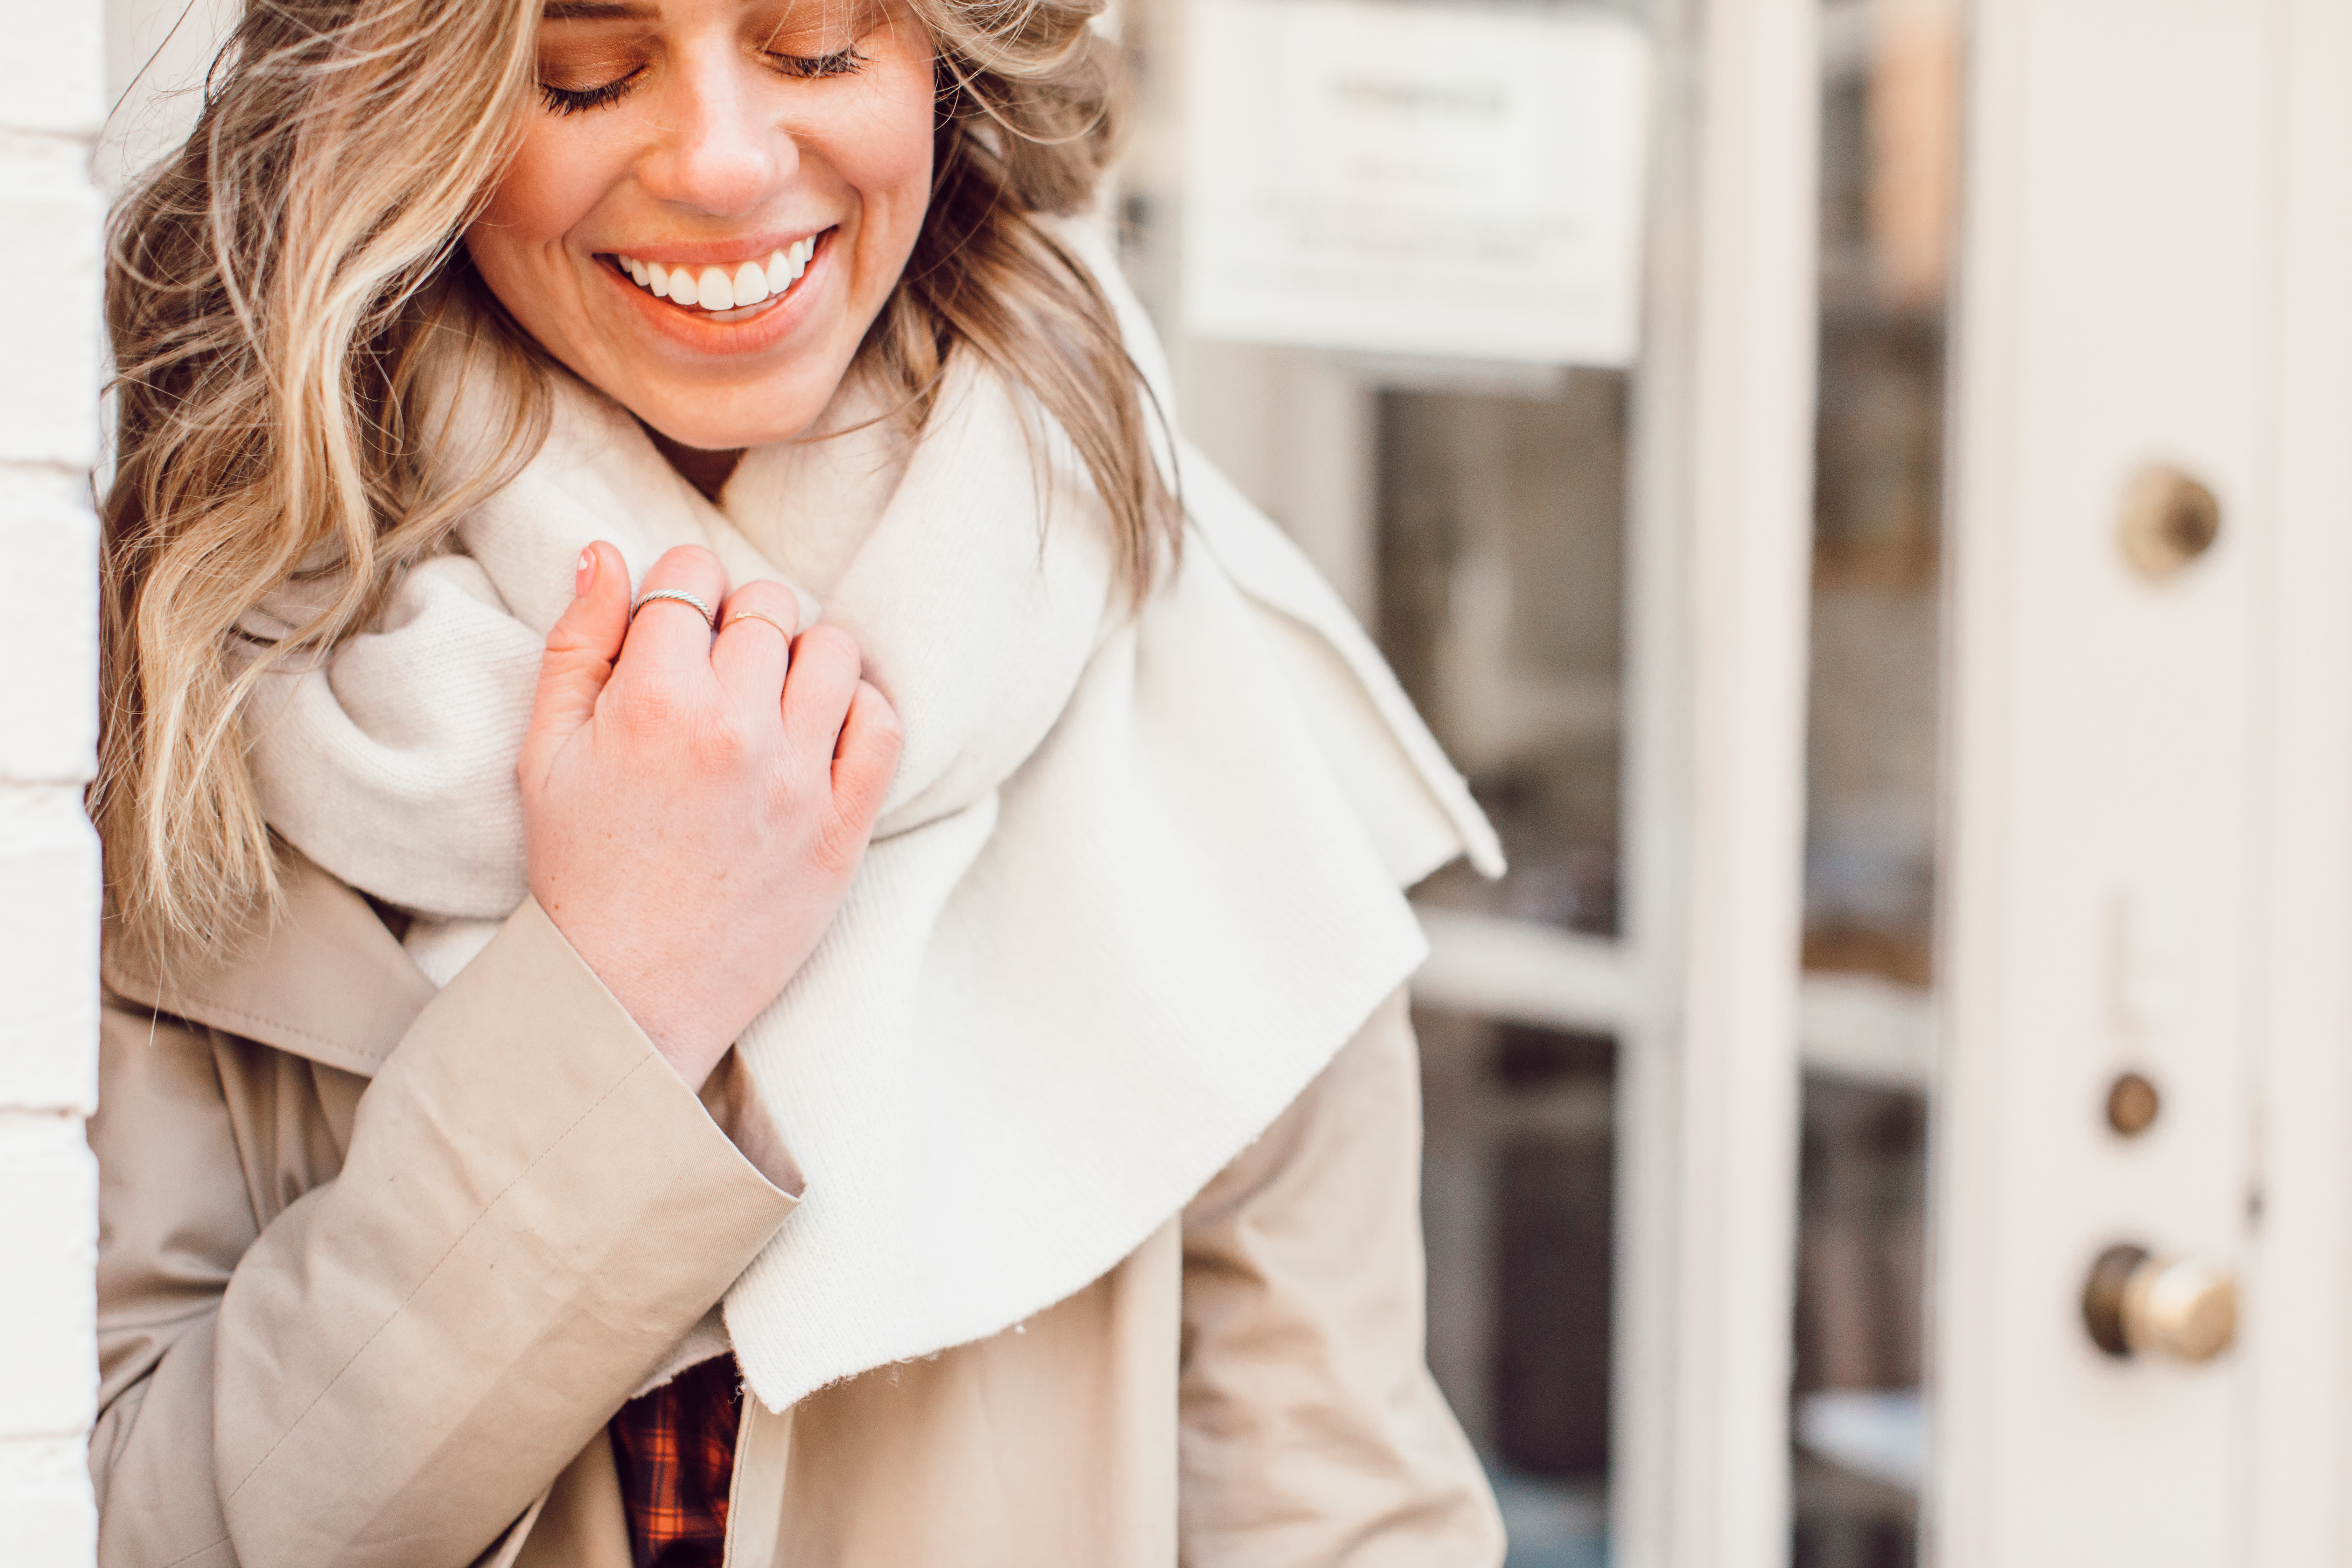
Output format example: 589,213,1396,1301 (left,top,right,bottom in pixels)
102,853,436,1080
